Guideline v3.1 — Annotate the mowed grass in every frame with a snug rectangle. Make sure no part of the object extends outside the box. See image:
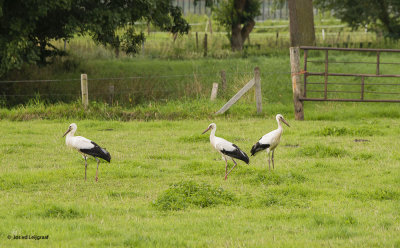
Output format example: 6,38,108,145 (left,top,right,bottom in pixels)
1,118,400,247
